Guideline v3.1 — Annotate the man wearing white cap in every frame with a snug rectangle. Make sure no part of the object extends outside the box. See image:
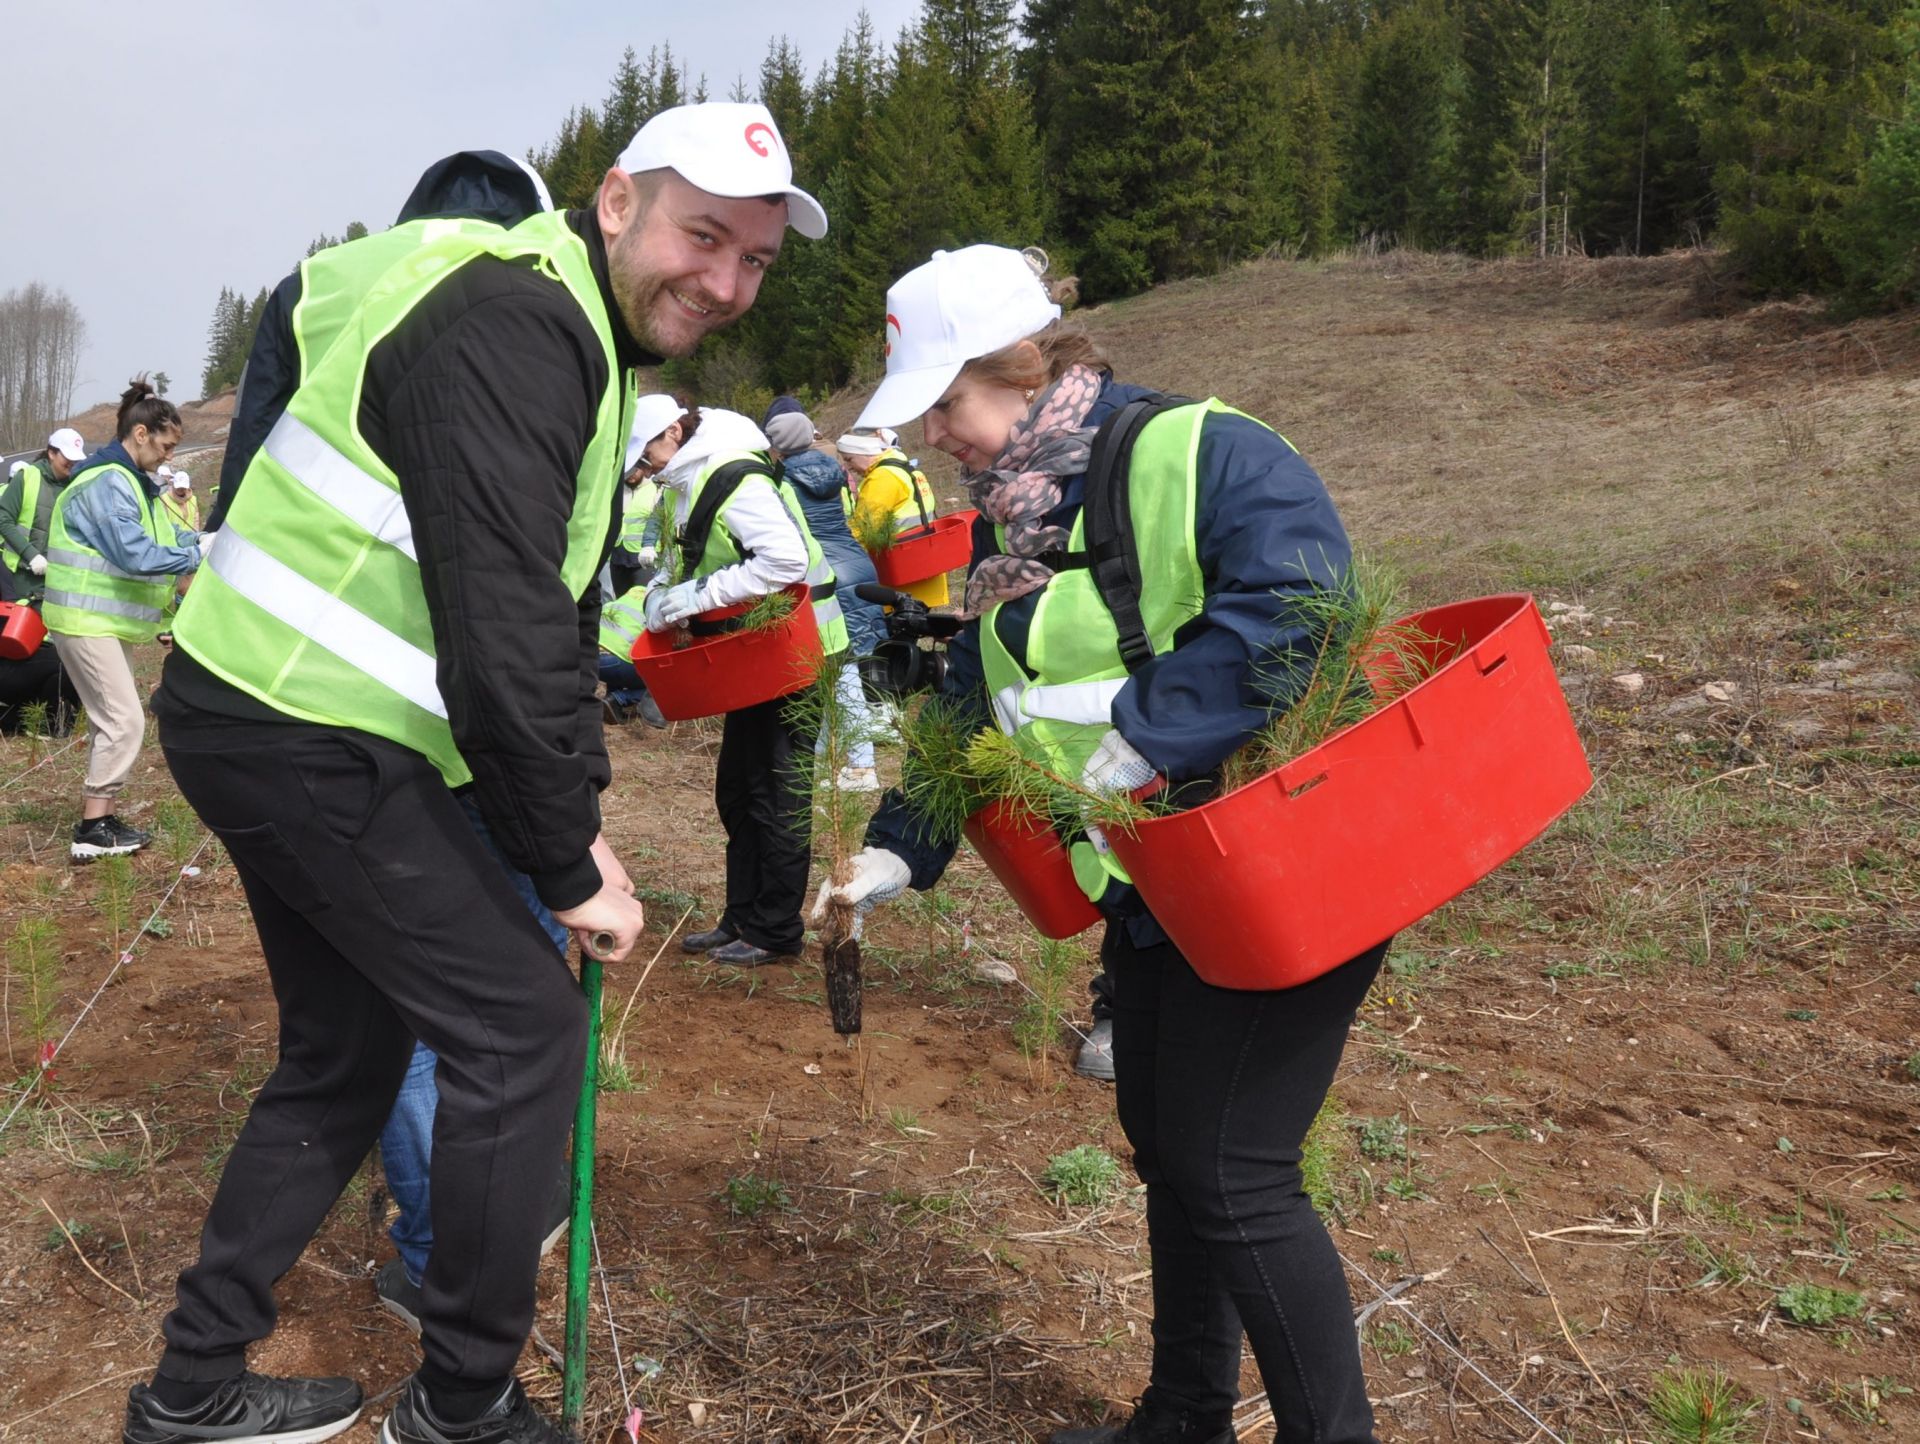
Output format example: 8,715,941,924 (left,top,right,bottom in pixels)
130,102,823,1444
157,466,200,533
0,427,87,601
